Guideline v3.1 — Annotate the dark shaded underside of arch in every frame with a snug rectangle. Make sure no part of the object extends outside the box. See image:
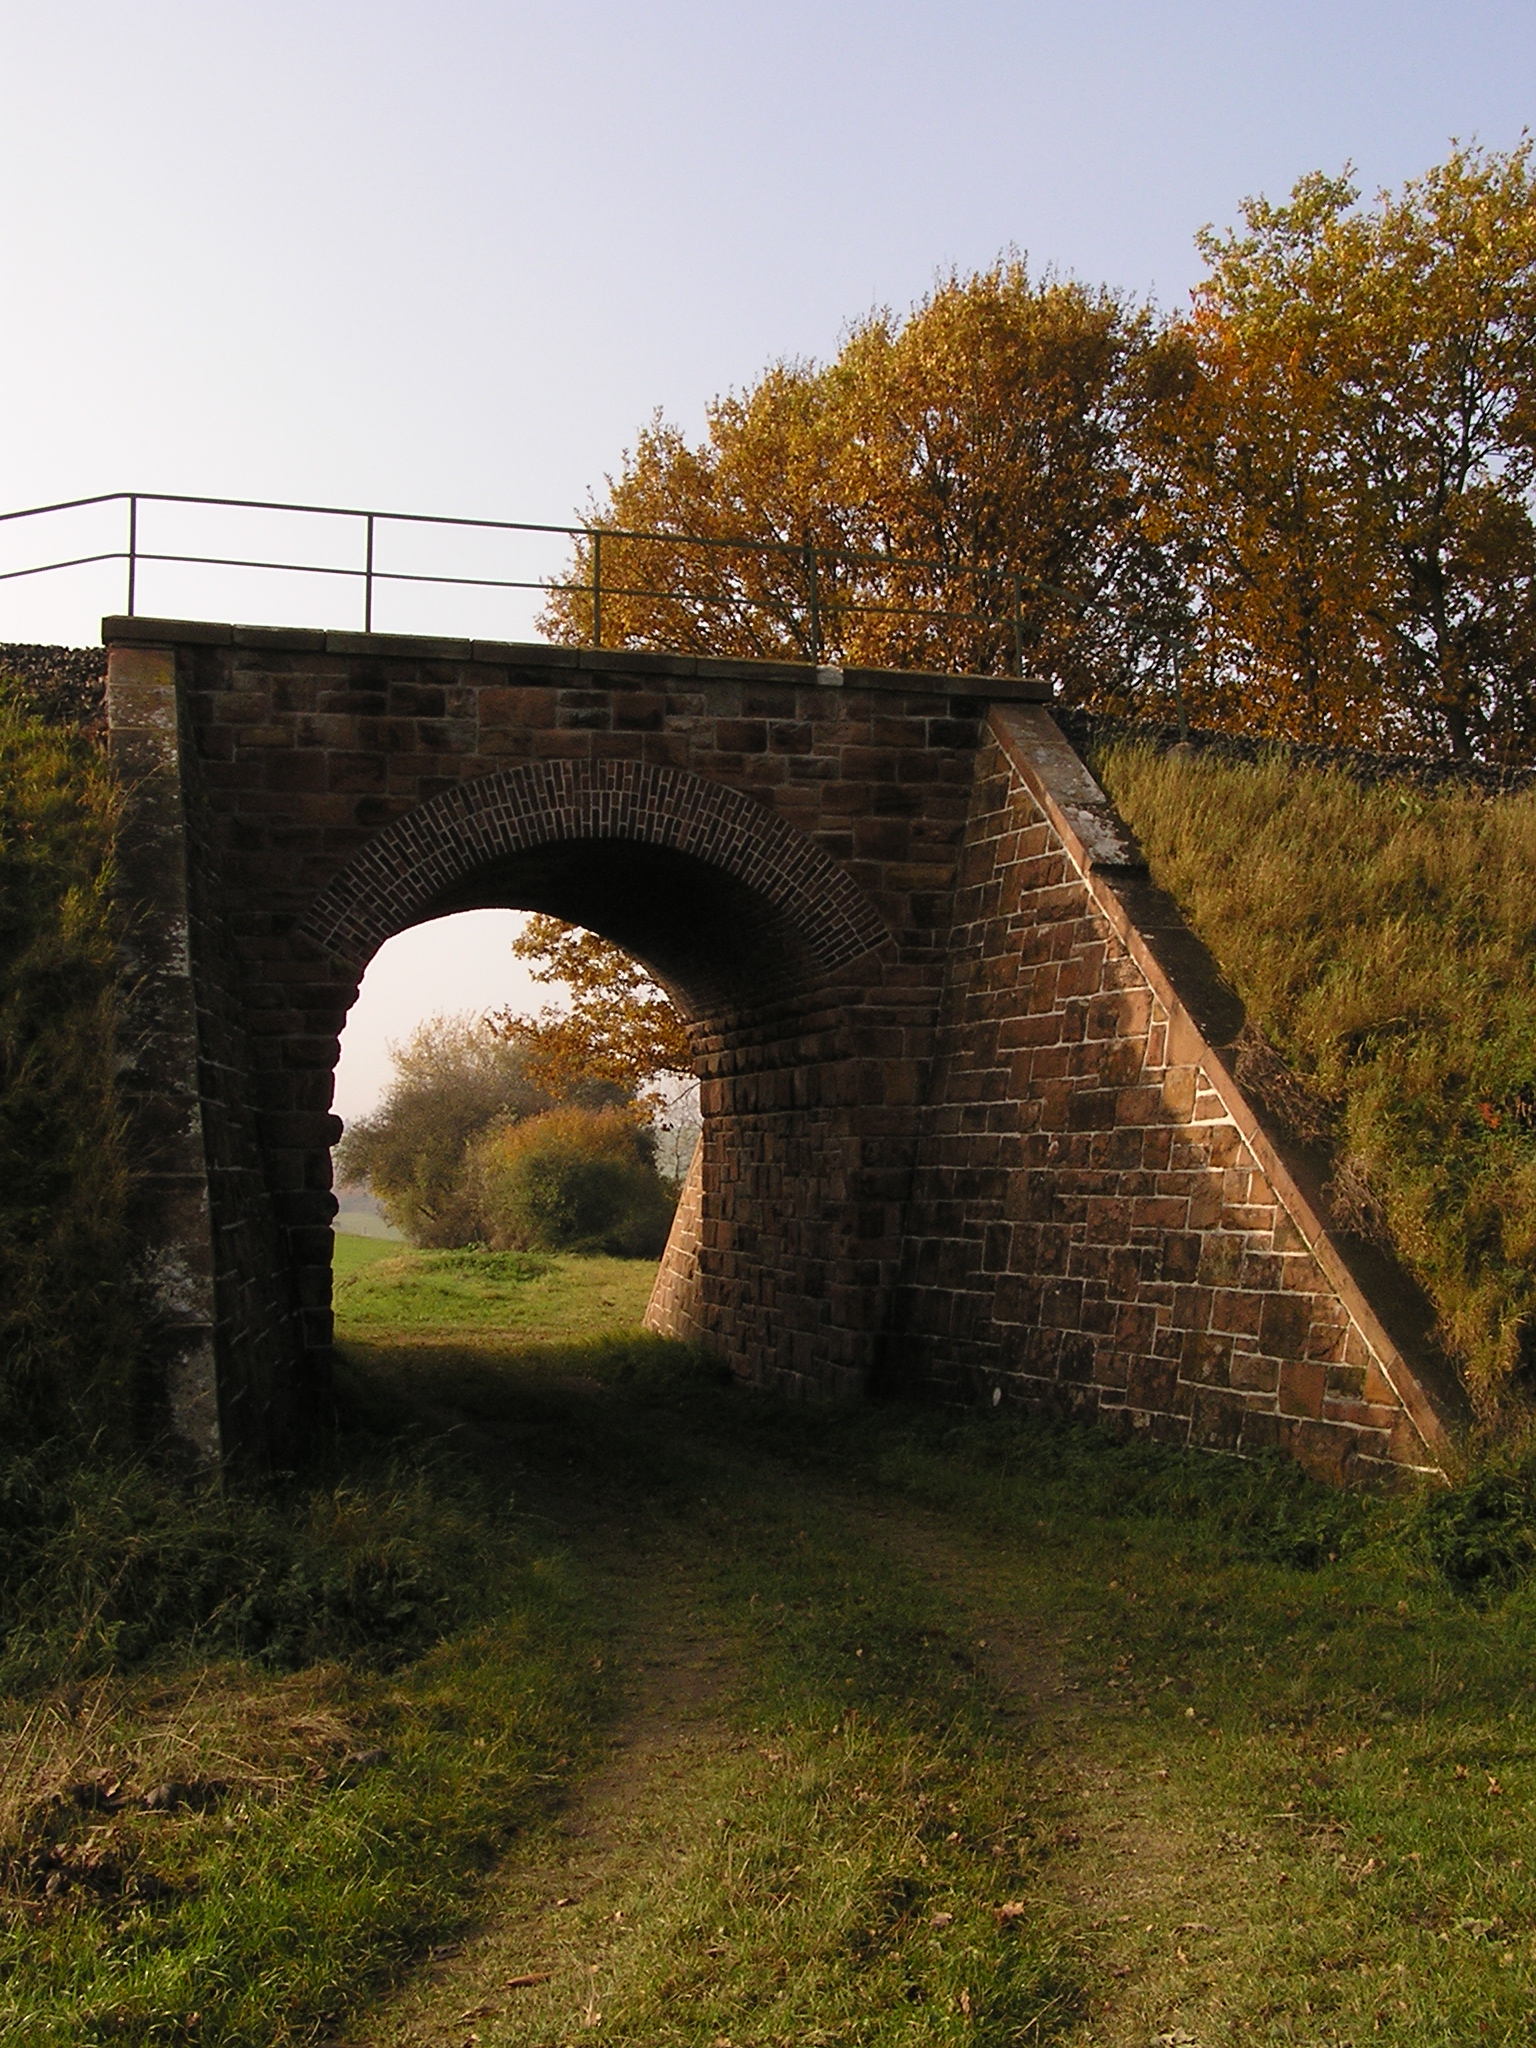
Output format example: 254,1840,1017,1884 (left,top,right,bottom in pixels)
301,758,893,1008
